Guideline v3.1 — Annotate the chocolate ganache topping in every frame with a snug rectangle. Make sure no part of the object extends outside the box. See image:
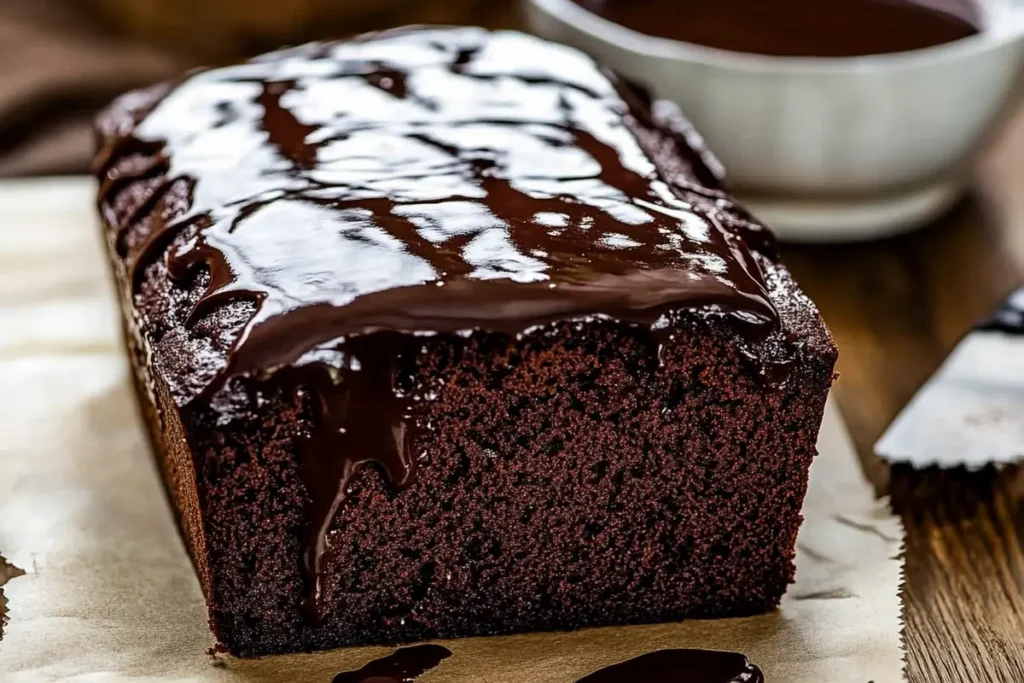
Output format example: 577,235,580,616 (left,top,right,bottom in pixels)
95,27,784,620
